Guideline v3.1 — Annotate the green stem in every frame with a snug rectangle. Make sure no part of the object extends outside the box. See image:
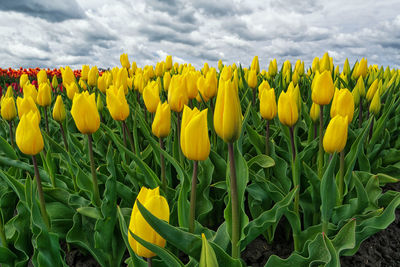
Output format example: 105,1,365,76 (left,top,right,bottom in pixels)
176,112,183,166
88,134,101,207
338,150,345,205
318,105,324,178
159,138,167,194
59,122,68,152
369,116,374,142
228,143,240,259
8,120,14,148
289,127,300,251
121,121,127,148
32,155,50,230
189,161,198,233
265,120,270,156
358,99,363,128
0,214,7,248
147,257,152,267
44,106,49,134
252,88,256,106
